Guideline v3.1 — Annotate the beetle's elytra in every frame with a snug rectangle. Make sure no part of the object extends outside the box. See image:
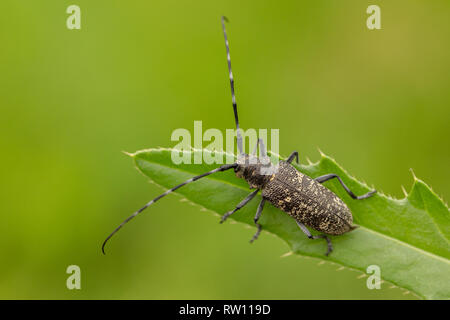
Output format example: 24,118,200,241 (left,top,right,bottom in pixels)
102,16,376,256
240,158,356,235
